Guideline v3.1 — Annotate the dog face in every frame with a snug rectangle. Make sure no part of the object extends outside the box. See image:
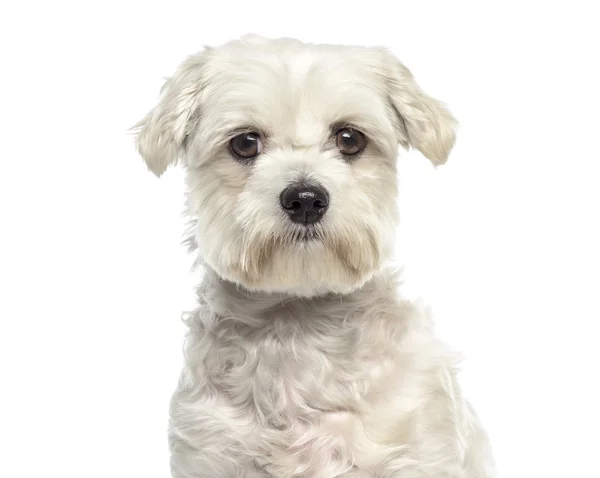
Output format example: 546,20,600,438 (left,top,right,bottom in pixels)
134,35,456,296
